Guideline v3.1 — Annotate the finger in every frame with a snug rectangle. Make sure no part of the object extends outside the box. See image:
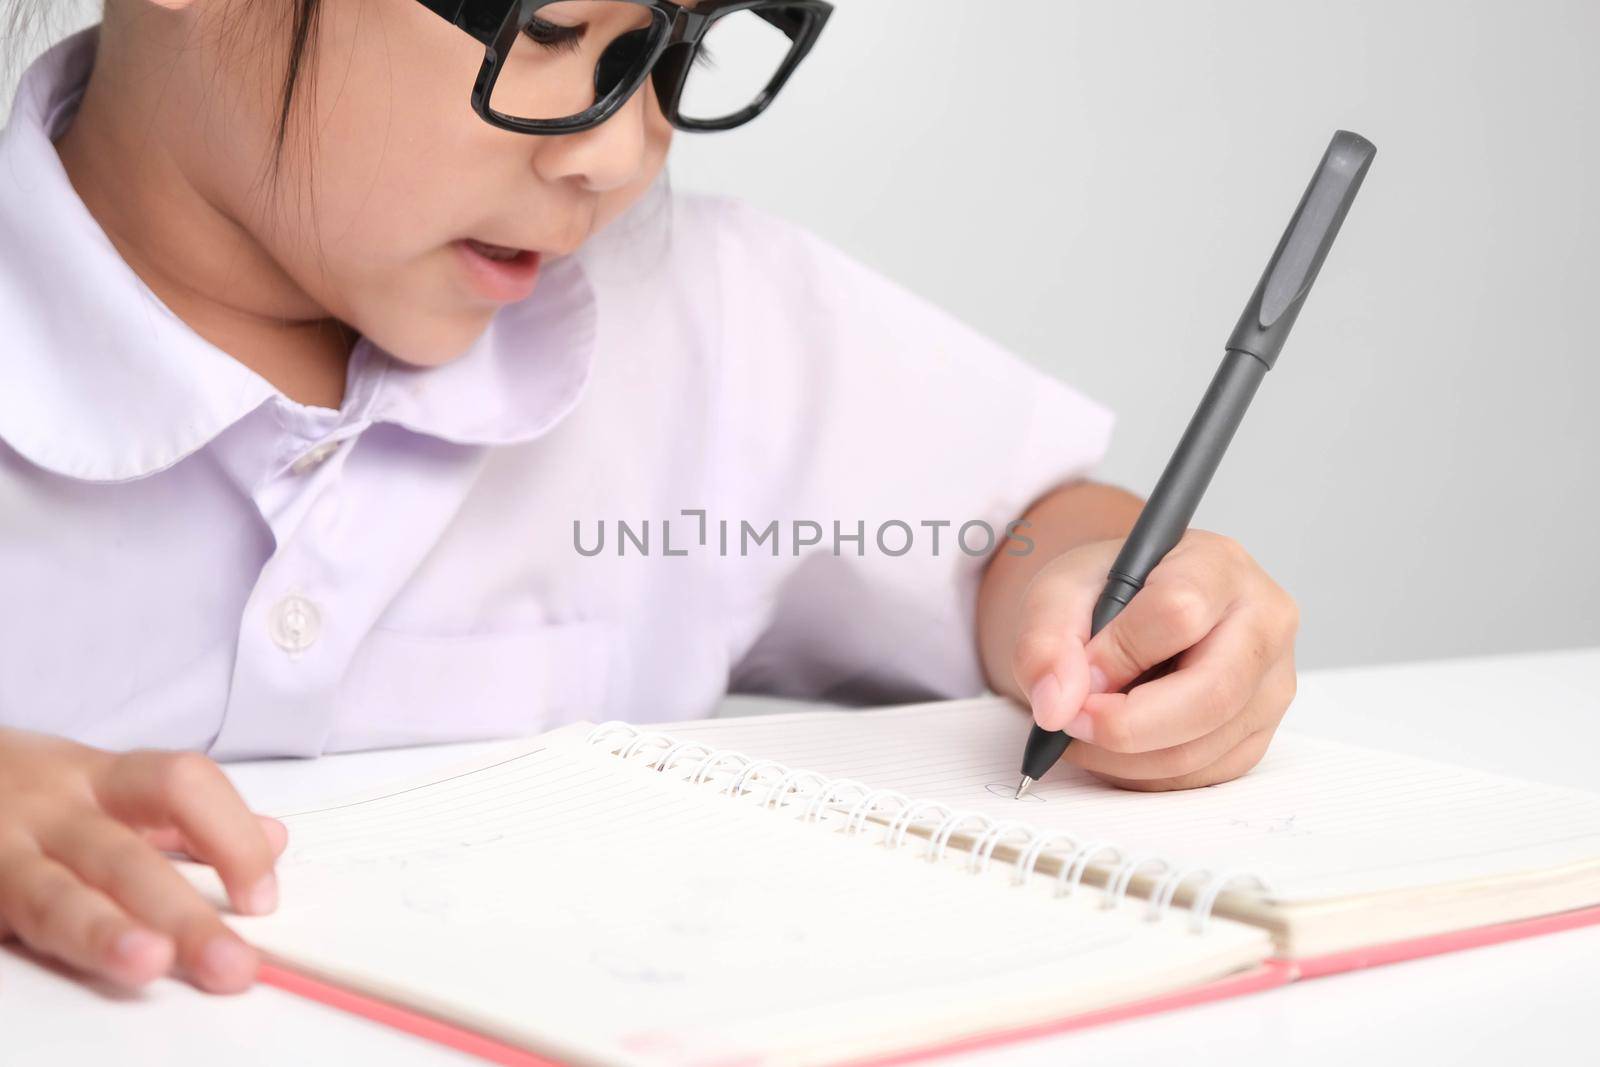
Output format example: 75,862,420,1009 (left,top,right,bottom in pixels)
1084,724,1278,792
143,815,288,860
1010,568,1099,732
1085,542,1246,695
94,751,279,917
260,815,289,857
1074,604,1286,753
1066,653,1296,781
0,844,176,988
38,815,260,994
1027,638,1091,733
